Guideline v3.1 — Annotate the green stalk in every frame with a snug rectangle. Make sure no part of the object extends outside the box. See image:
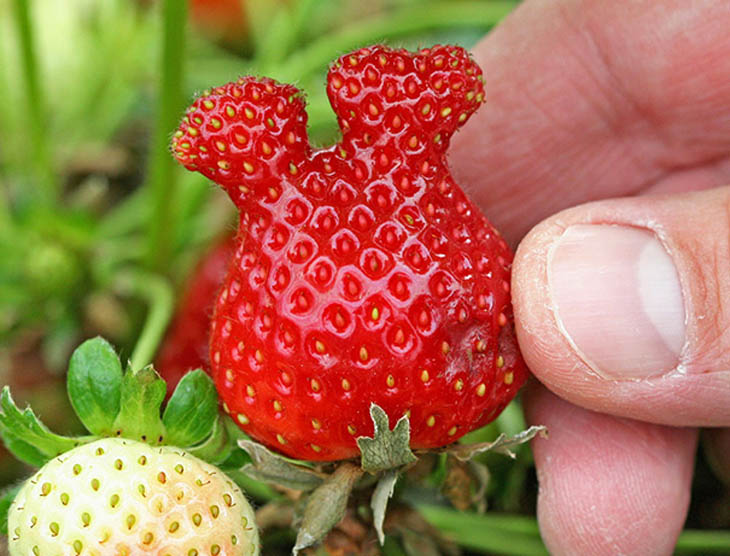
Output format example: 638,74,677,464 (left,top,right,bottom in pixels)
0,25,9,174
117,271,174,371
675,529,730,555
254,0,322,73
420,505,730,556
11,0,56,201
145,0,188,273
272,1,517,82
418,505,547,556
